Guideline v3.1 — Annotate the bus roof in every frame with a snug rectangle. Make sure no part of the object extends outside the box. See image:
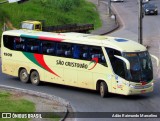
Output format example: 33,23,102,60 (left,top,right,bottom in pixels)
2,30,147,52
